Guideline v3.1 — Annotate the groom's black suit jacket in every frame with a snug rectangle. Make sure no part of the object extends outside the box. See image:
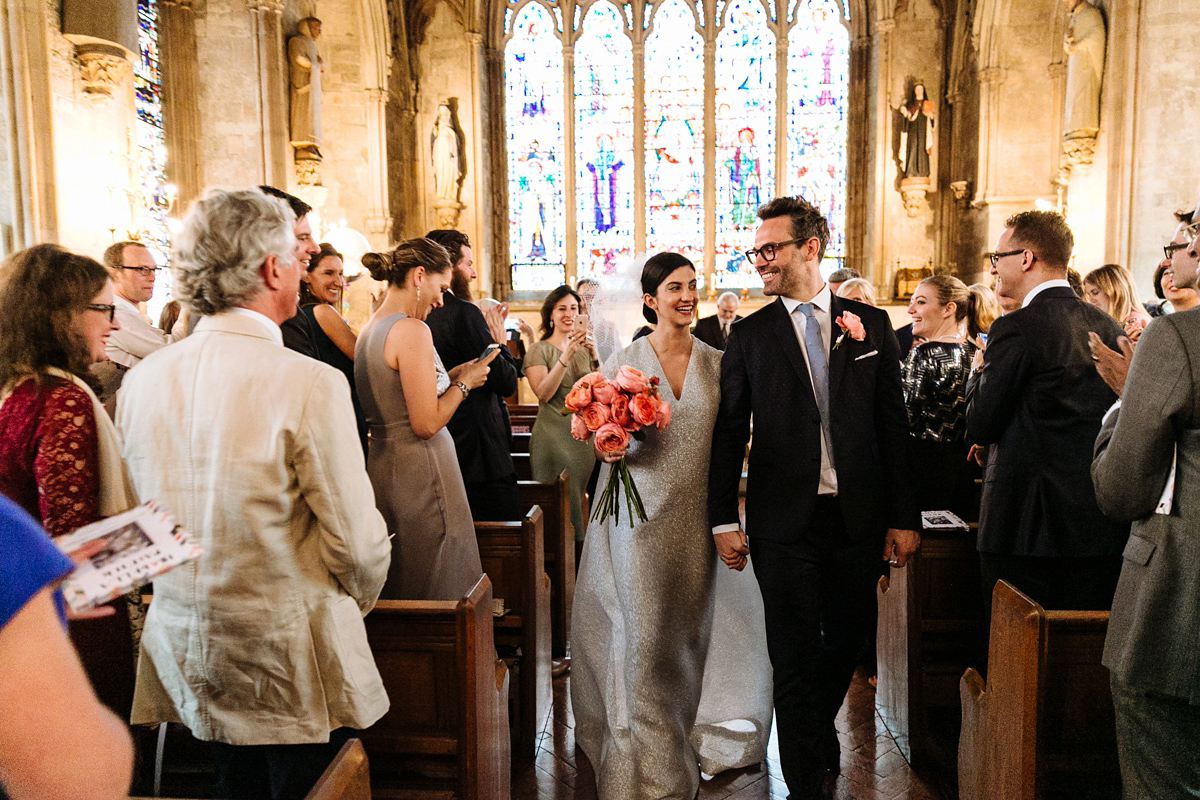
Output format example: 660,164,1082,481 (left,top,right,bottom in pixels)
709,295,918,546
